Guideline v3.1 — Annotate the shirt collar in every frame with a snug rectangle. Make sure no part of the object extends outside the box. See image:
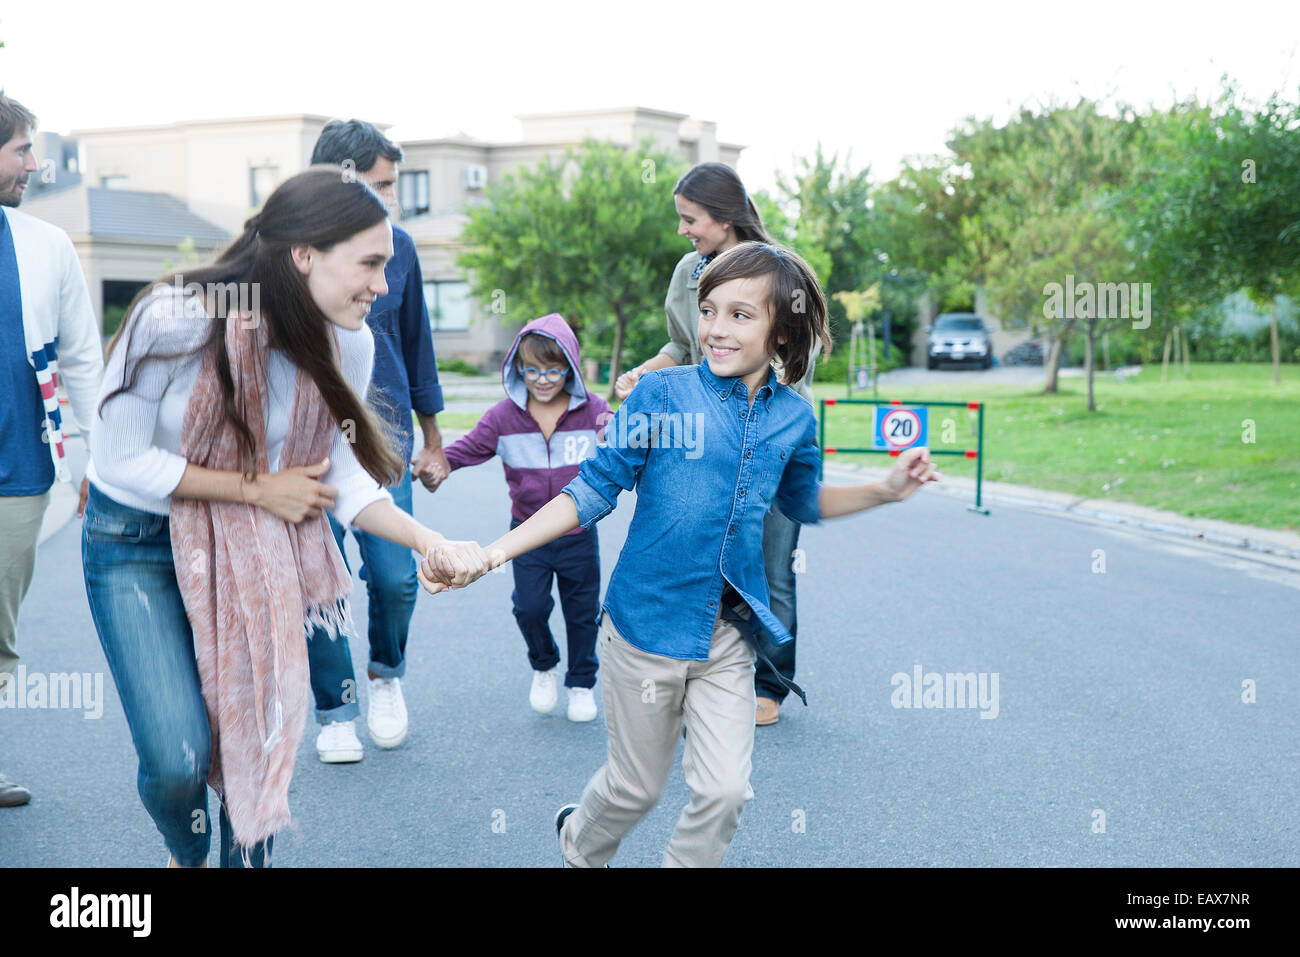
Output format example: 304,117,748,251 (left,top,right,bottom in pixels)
699,359,779,409
690,252,716,280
